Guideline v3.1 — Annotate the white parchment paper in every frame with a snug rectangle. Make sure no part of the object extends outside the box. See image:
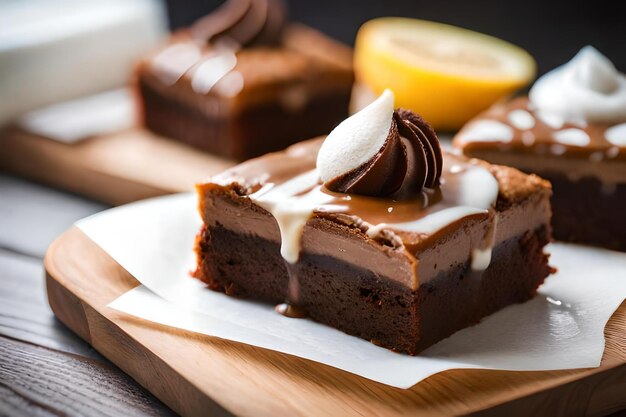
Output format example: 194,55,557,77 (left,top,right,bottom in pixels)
76,193,626,389
19,89,134,143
